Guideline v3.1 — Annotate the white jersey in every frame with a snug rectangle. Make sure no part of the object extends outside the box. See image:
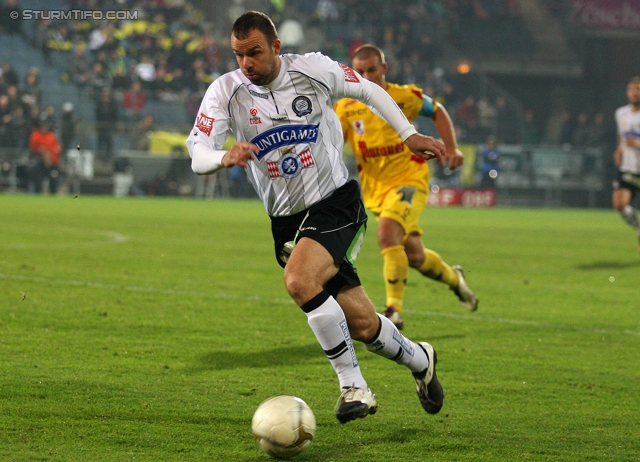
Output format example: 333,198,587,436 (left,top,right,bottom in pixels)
187,52,416,217
615,104,640,174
